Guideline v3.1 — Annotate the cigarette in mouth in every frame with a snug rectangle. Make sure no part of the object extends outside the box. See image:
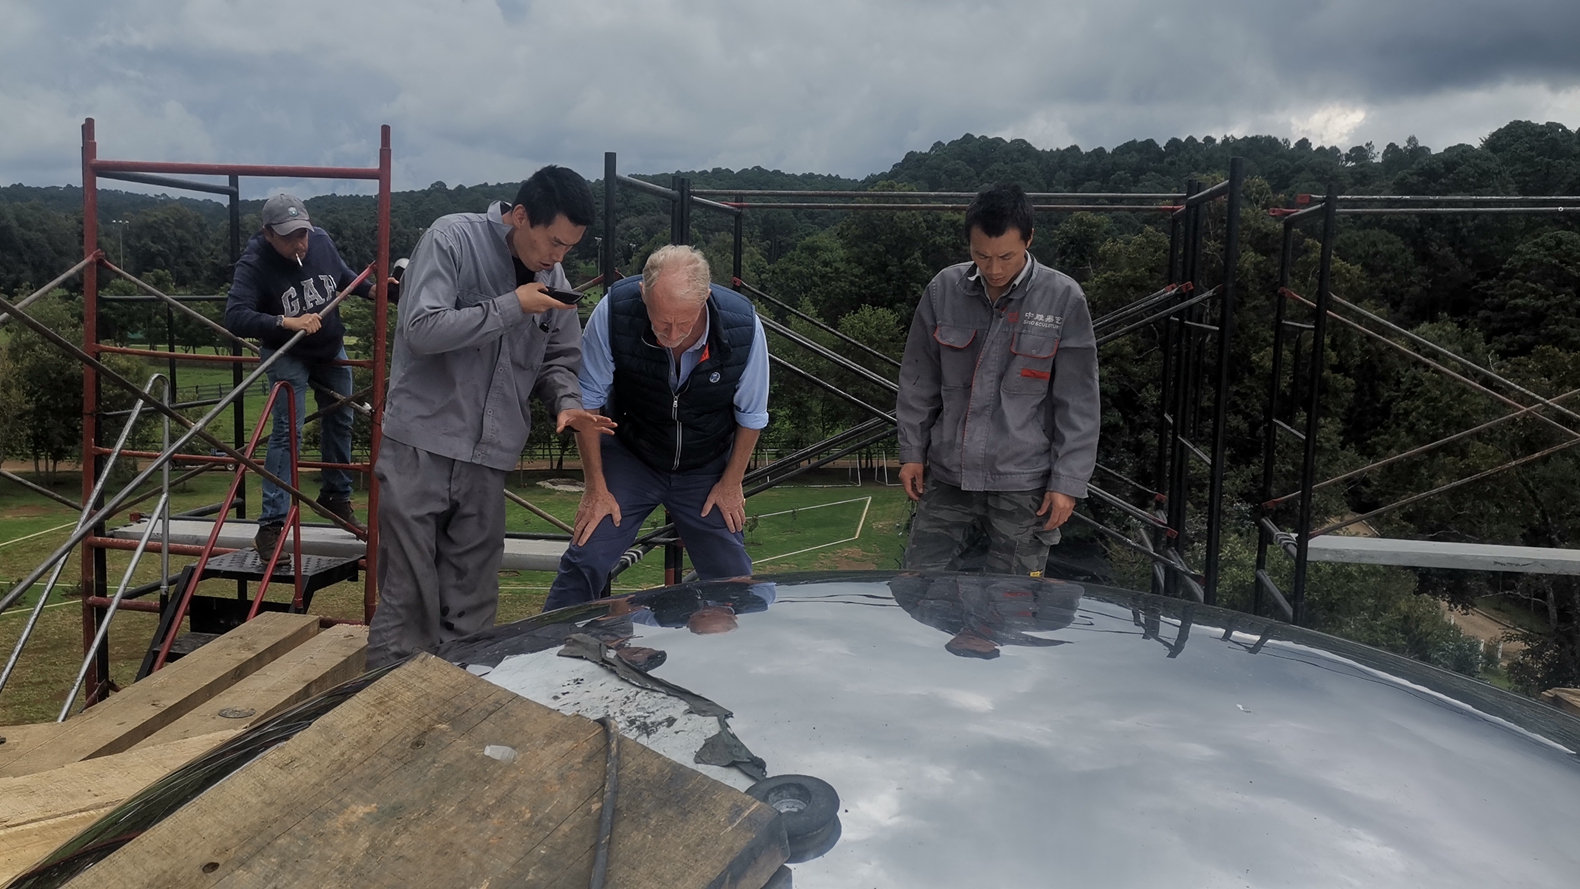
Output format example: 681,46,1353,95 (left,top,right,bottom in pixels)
295,254,303,267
